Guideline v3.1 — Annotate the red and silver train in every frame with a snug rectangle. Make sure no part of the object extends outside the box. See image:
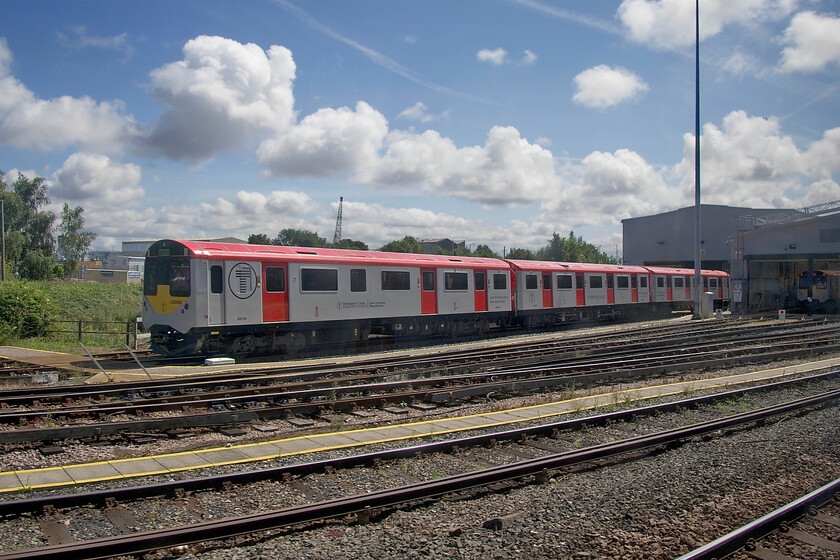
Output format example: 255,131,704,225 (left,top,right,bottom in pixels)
142,239,731,356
